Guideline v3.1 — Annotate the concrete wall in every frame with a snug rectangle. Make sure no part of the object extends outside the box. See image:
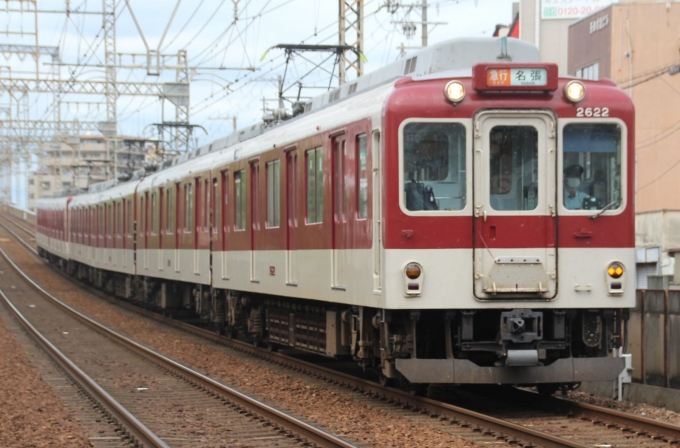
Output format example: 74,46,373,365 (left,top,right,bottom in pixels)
0,203,35,226
628,289,680,389
636,210,680,252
